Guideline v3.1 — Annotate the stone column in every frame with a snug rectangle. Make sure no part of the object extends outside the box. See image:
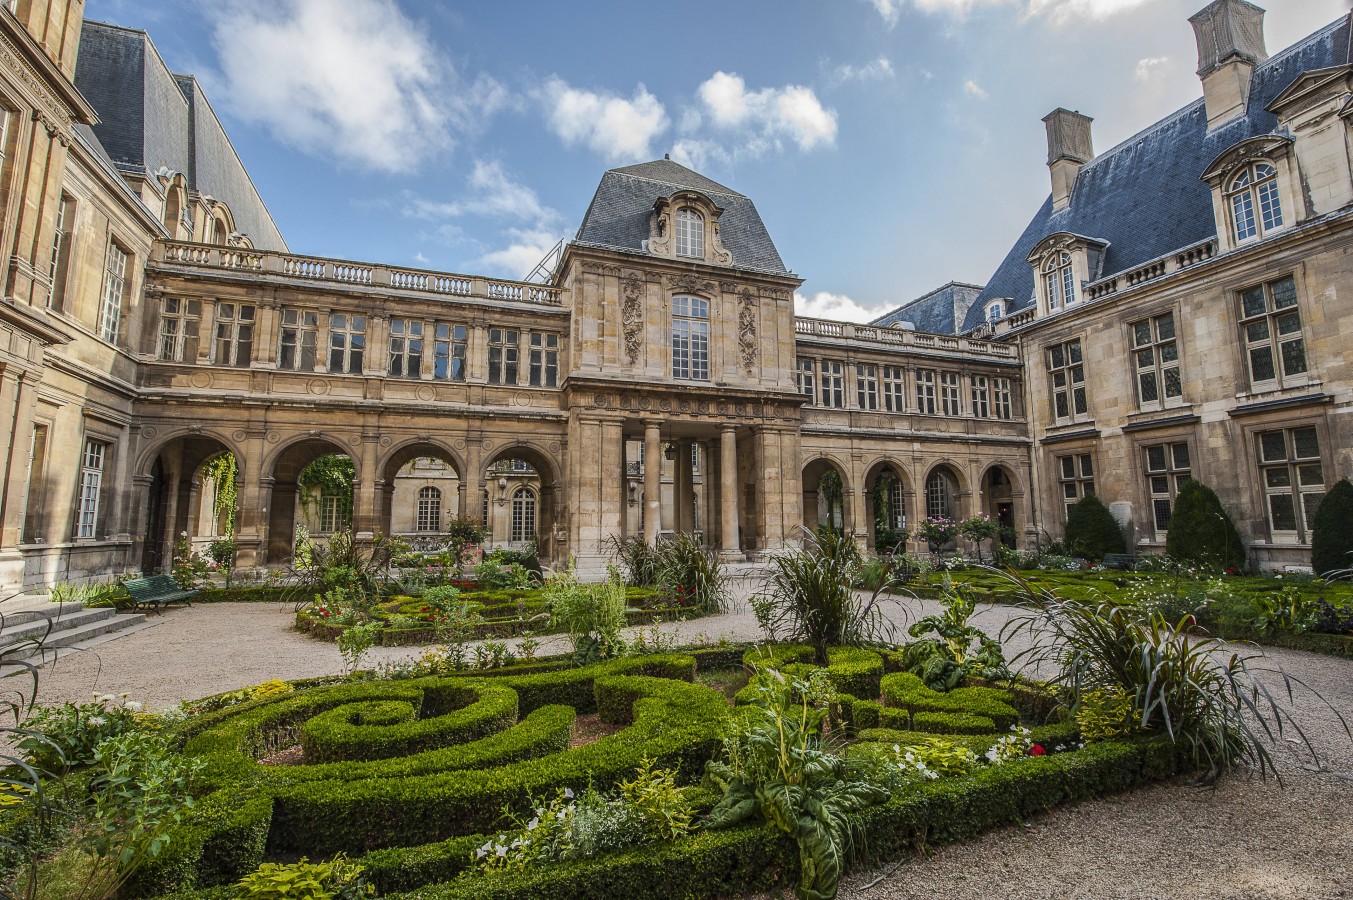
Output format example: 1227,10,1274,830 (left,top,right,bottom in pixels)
719,426,740,556
675,439,694,534
643,421,661,546
353,434,380,539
